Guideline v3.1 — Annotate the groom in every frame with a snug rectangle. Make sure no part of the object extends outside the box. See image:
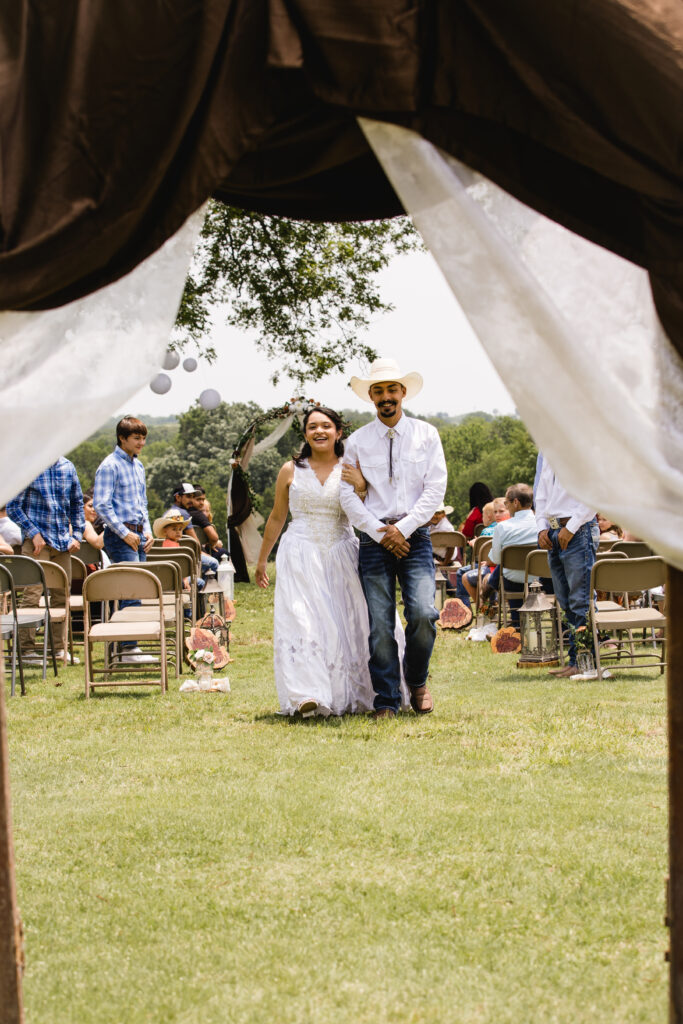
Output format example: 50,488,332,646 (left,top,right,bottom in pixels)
340,358,447,719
